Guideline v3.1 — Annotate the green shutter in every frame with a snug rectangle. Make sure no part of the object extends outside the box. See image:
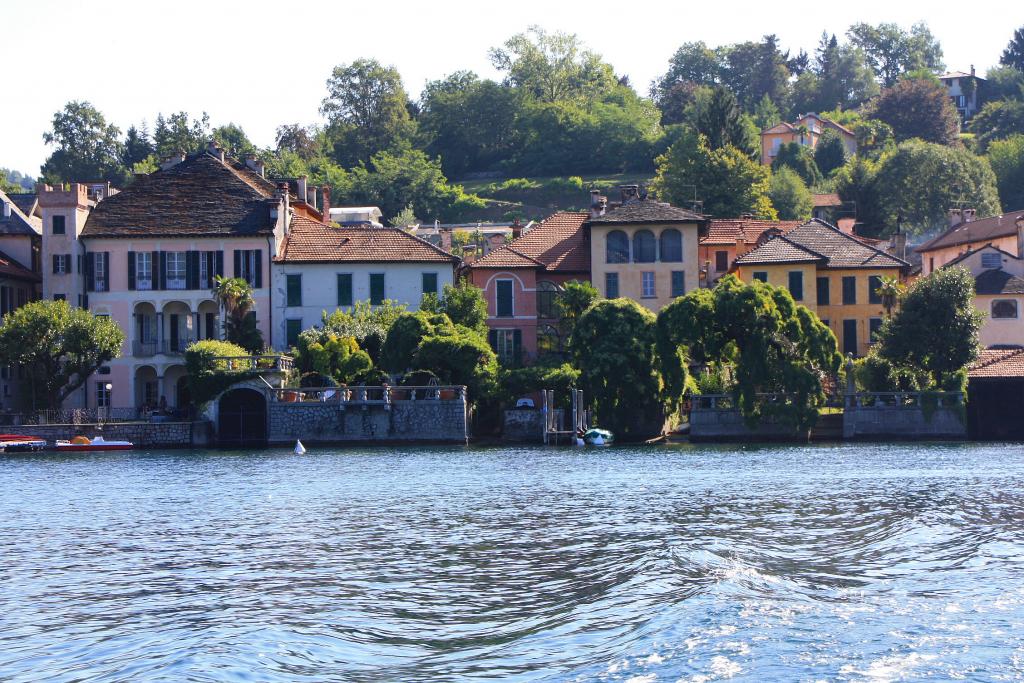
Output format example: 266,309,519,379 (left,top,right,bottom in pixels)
337,273,353,307
422,272,438,295
370,273,385,305
286,274,302,307
286,319,303,348
496,280,513,317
